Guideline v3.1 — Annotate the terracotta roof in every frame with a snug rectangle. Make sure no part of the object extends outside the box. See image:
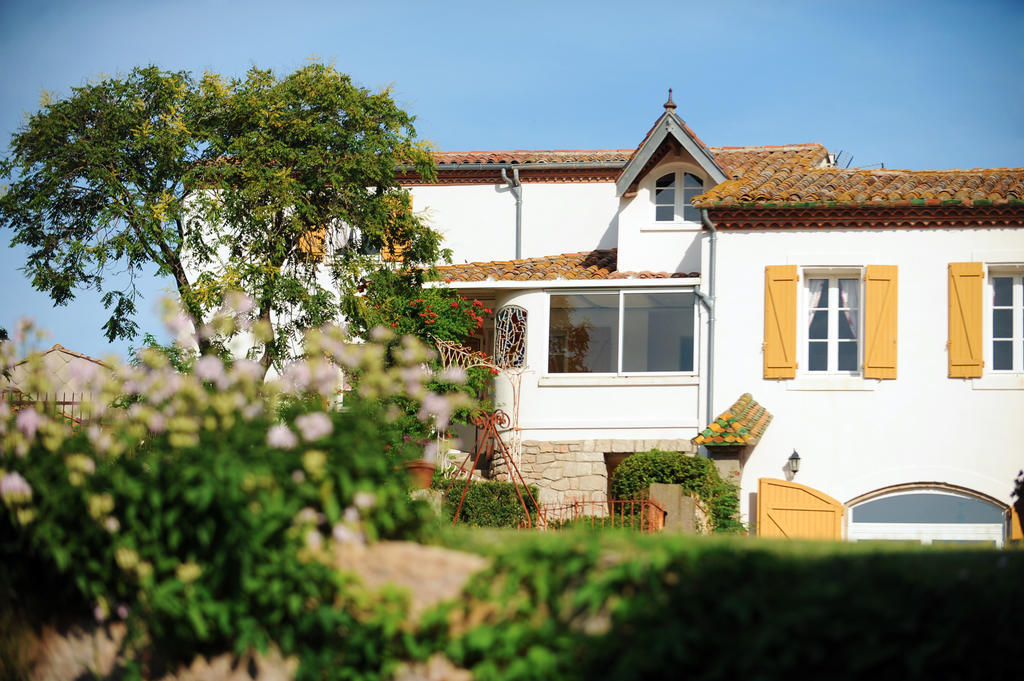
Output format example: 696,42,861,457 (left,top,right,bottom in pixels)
695,164,1024,208
432,149,634,165
12,344,109,368
693,393,773,447
435,249,697,283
